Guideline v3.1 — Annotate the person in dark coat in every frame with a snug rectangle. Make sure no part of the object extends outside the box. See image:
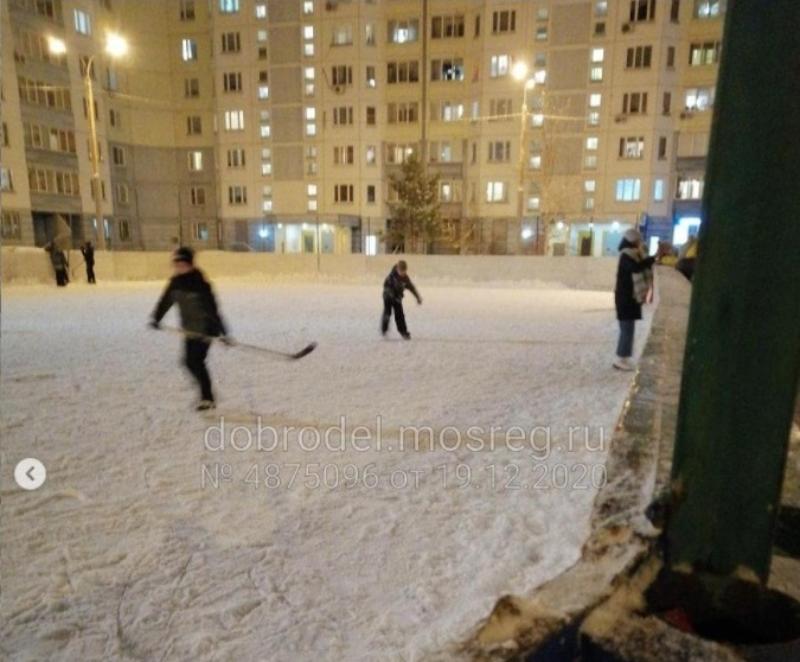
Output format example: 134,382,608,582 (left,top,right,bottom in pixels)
81,241,96,284
381,260,422,340
47,244,69,287
614,229,655,371
149,247,232,410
